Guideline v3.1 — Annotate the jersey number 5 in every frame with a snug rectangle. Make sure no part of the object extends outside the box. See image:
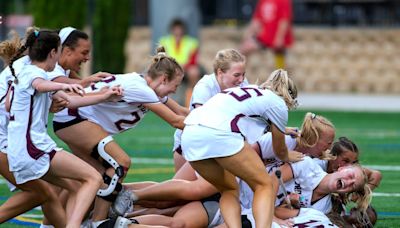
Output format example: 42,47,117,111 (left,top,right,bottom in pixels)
226,87,262,101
